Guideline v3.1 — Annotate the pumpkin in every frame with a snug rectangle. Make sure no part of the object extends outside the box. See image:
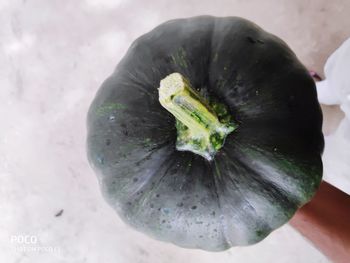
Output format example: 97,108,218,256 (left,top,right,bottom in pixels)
87,16,324,251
